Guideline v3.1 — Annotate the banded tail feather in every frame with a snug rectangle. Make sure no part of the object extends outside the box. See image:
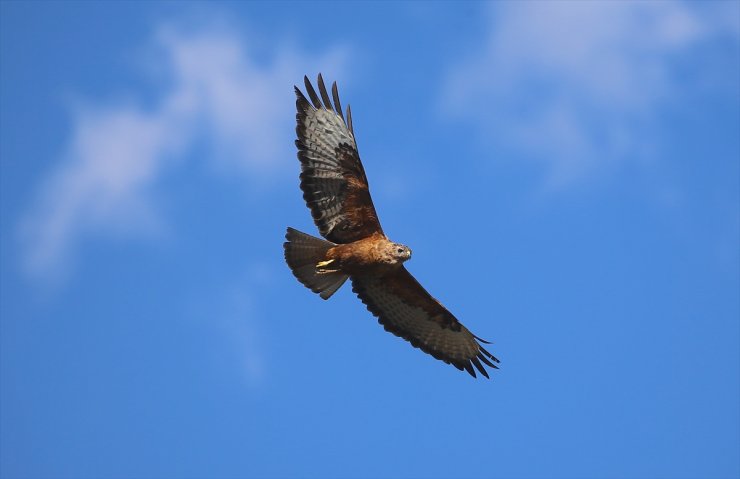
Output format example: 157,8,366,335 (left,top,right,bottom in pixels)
283,227,348,300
